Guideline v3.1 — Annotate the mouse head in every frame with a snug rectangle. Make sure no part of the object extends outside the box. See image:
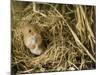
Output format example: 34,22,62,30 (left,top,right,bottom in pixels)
21,22,40,37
